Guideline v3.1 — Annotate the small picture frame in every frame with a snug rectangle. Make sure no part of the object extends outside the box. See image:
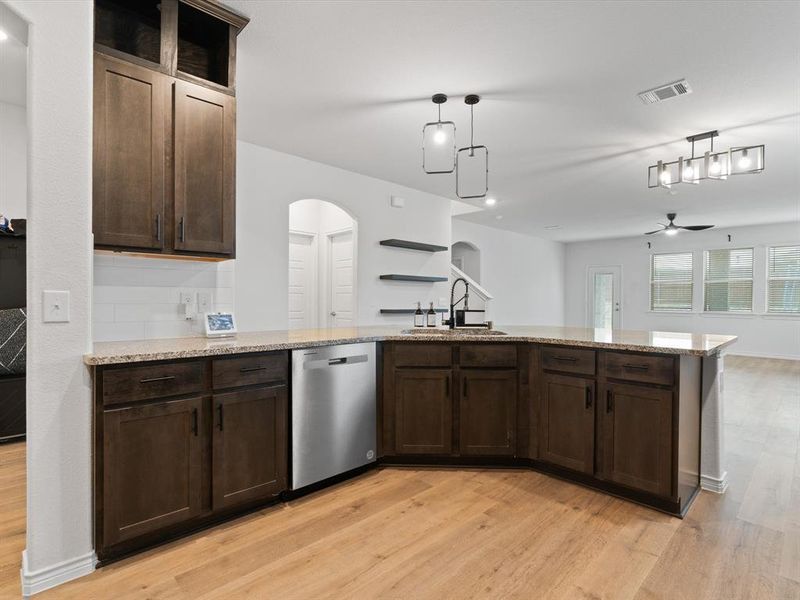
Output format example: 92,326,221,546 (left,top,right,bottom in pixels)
204,312,237,338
